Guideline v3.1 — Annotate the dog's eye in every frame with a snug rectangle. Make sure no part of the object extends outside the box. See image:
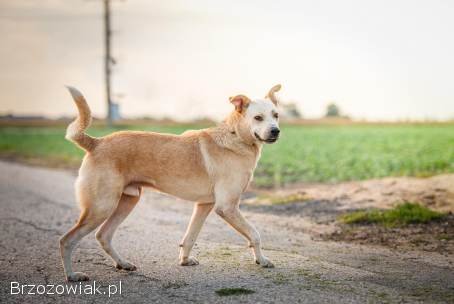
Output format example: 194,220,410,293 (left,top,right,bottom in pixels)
254,116,263,121
274,113,279,119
